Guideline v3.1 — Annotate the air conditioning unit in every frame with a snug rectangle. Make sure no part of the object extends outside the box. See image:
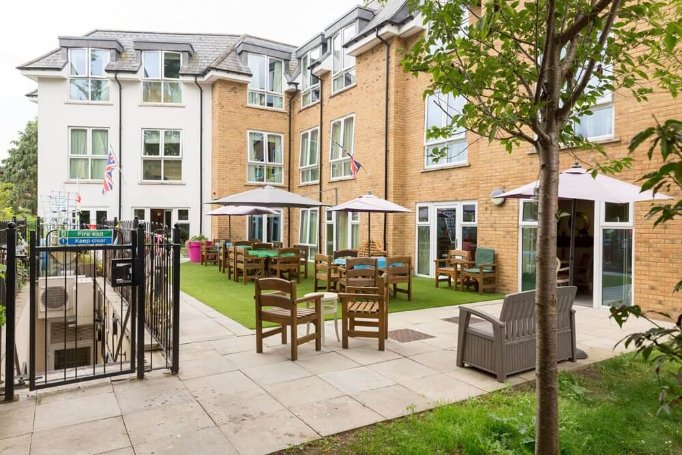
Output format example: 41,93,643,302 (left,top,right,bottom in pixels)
37,276,96,323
